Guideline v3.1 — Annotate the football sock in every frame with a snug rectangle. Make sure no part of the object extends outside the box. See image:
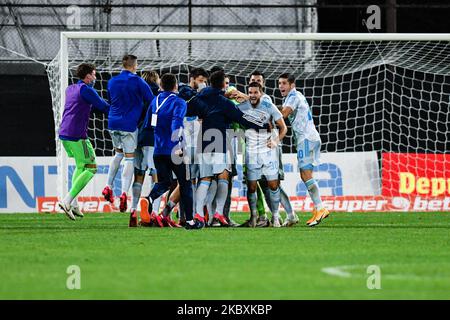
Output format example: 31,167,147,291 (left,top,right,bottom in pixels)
121,157,135,194
66,169,95,206
107,152,124,188
131,182,142,210
63,193,74,207
269,187,281,220
191,181,197,214
152,195,162,215
162,200,176,217
195,180,211,217
305,178,324,210
256,183,267,218
68,166,83,207
206,179,217,217
247,191,258,218
71,197,79,208
214,179,229,215
280,186,295,218
223,177,233,218
147,176,162,214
